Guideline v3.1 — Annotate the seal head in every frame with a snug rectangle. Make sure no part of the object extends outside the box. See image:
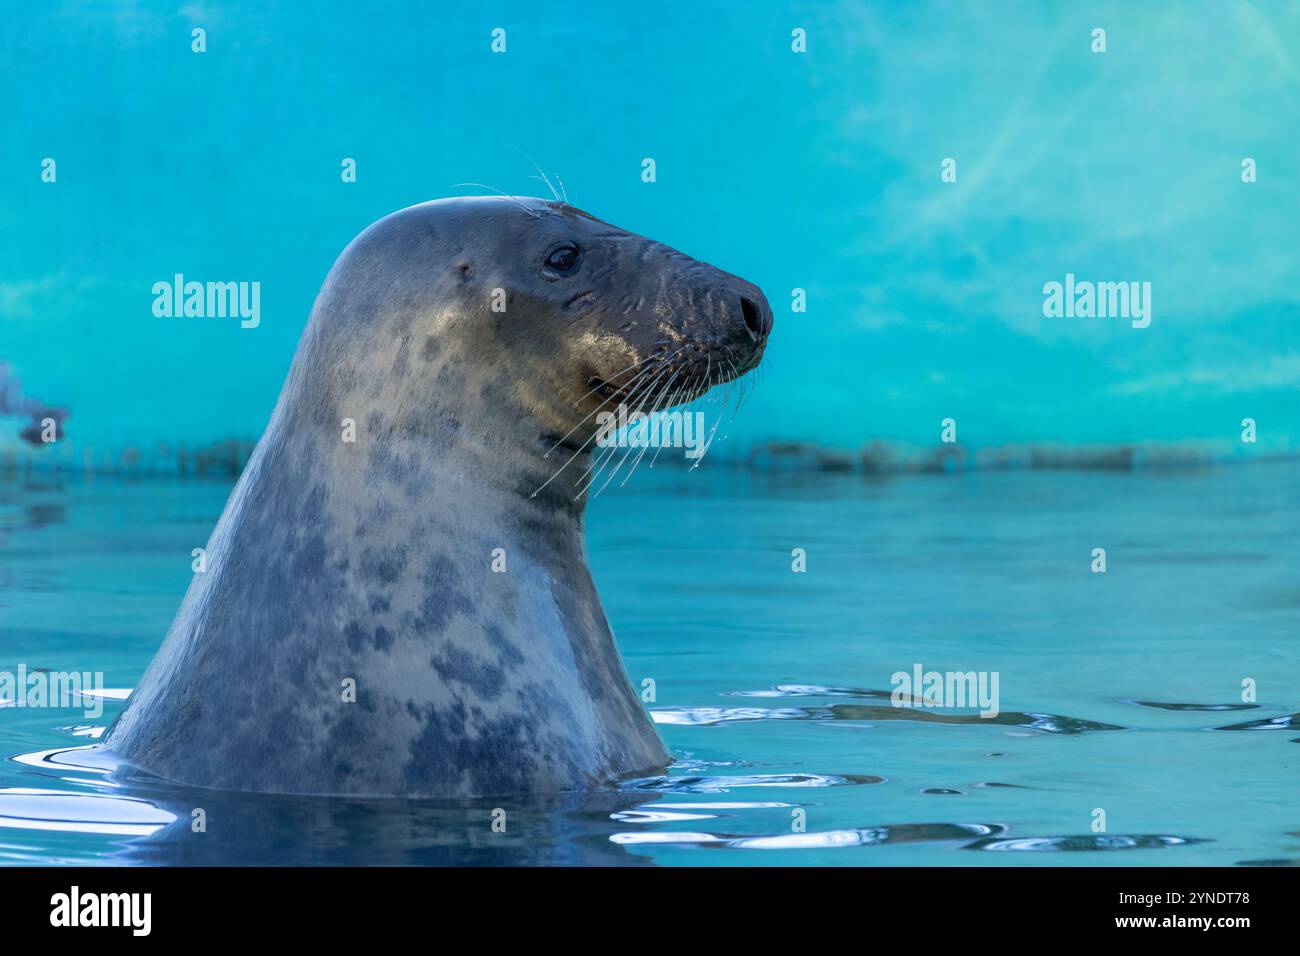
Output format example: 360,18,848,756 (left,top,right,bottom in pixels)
106,197,772,797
